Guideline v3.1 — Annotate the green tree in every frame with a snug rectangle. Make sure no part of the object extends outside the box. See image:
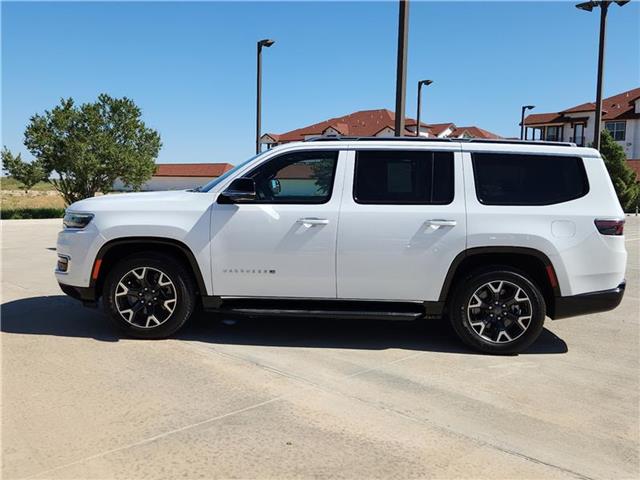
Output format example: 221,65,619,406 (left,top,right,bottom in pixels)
22,94,161,205
599,129,640,212
310,158,335,194
1,147,47,192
